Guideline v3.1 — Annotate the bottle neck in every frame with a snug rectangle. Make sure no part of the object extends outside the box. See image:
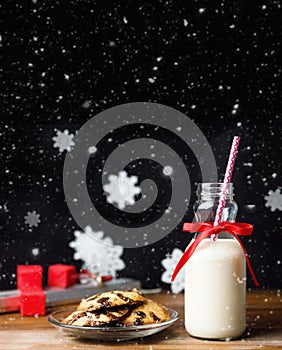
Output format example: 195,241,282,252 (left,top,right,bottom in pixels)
197,183,234,201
